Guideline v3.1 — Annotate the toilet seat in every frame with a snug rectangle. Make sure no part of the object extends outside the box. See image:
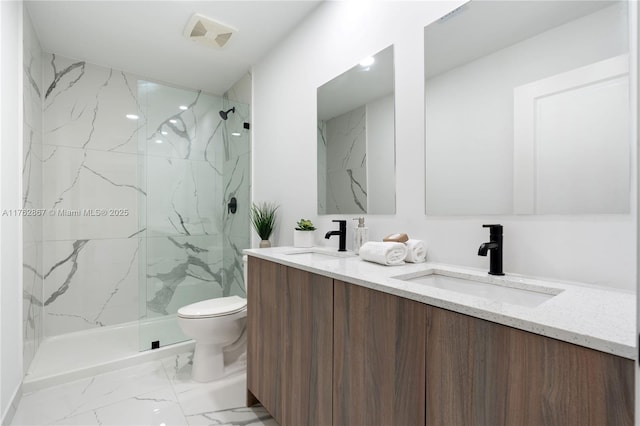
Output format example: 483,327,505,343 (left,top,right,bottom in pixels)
177,295,247,319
